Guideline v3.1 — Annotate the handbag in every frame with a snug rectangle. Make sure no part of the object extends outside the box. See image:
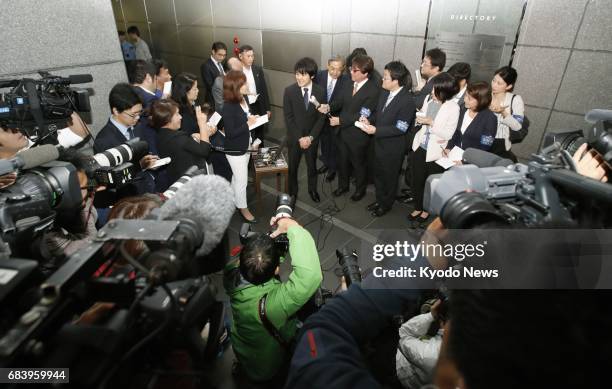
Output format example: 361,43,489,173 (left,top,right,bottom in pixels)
508,95,529,144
